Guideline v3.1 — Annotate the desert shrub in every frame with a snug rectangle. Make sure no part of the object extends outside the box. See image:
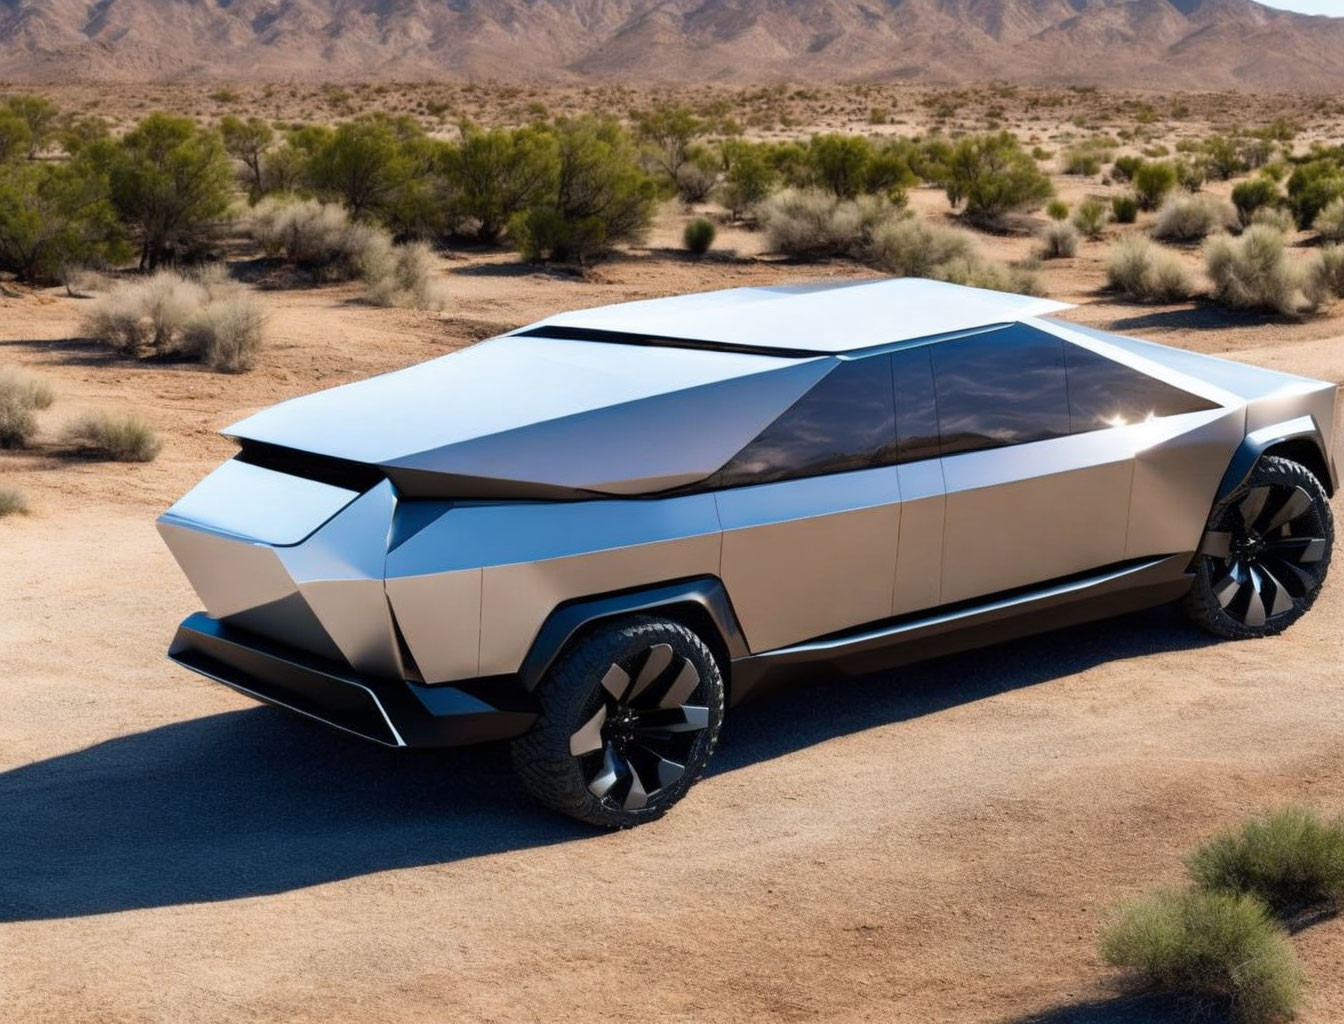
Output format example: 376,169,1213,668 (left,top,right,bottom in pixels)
83,271,208,356
1186,807,1344,920
938,256,1045,297
1133,161,1178,211
1101,889,1303,1024
64,412,161,461
1205,226,1309,316
0,110,32,164
1251,207,1296,234
943,132,1054,225
633,104,705,184
1152,195,1238,243
674,148,719,203
509,117,658,264
1306,246,1344,307
1286,159,1344,230
1313,197,1344,243
102,113,234,270
4,94,59,159
1071,198,1111,239
1112,155,1144,182
0,366,54,448
1040,220,1080,258
869,216,978,277
718,140,777,220
683,217,716,255
759,188,895,259
0,160,128,285
220,115,275,201
300,115,429,222
1062,144,1110,176
1232,177,1281,226
0,485,27,517
250,197,389,281
1112,194,1139,224
362,241,450,310
1105,237,1195,302
1174,158,1207,193
181,291,266,372
1046,199,1070,221
442,125,558,243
